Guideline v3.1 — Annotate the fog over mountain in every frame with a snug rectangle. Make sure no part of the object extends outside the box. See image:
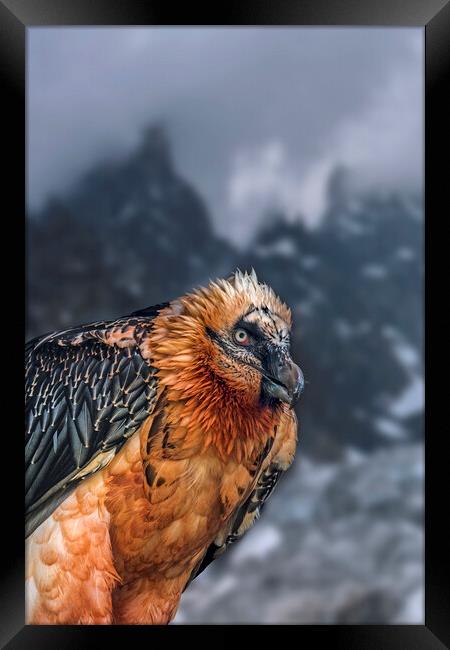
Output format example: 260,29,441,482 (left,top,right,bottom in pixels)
28,27,423,243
